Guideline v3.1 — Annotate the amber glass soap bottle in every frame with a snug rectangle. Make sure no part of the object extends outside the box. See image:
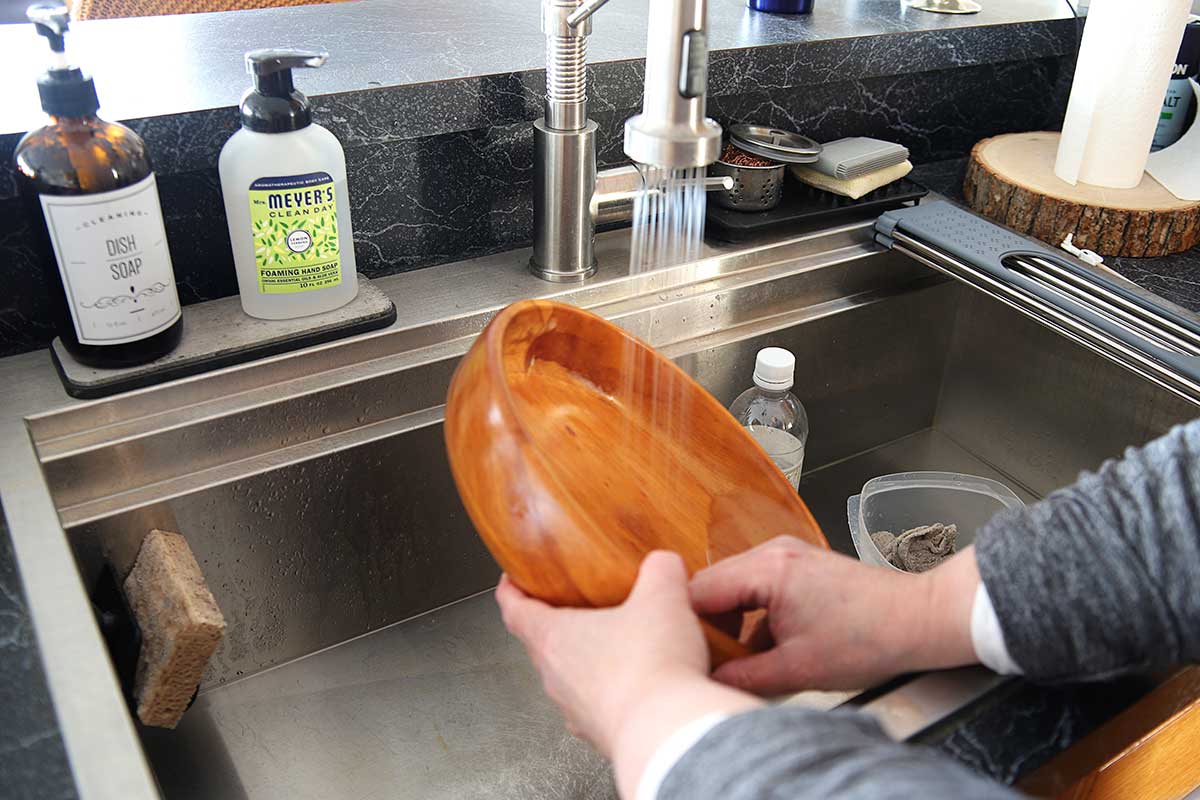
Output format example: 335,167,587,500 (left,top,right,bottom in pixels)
15,4,182,367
